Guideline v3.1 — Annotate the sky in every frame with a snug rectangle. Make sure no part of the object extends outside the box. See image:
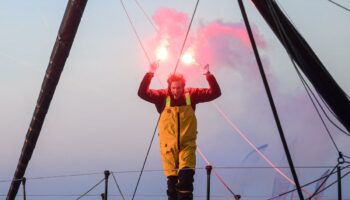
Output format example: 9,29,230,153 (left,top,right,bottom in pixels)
0,0,350,199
